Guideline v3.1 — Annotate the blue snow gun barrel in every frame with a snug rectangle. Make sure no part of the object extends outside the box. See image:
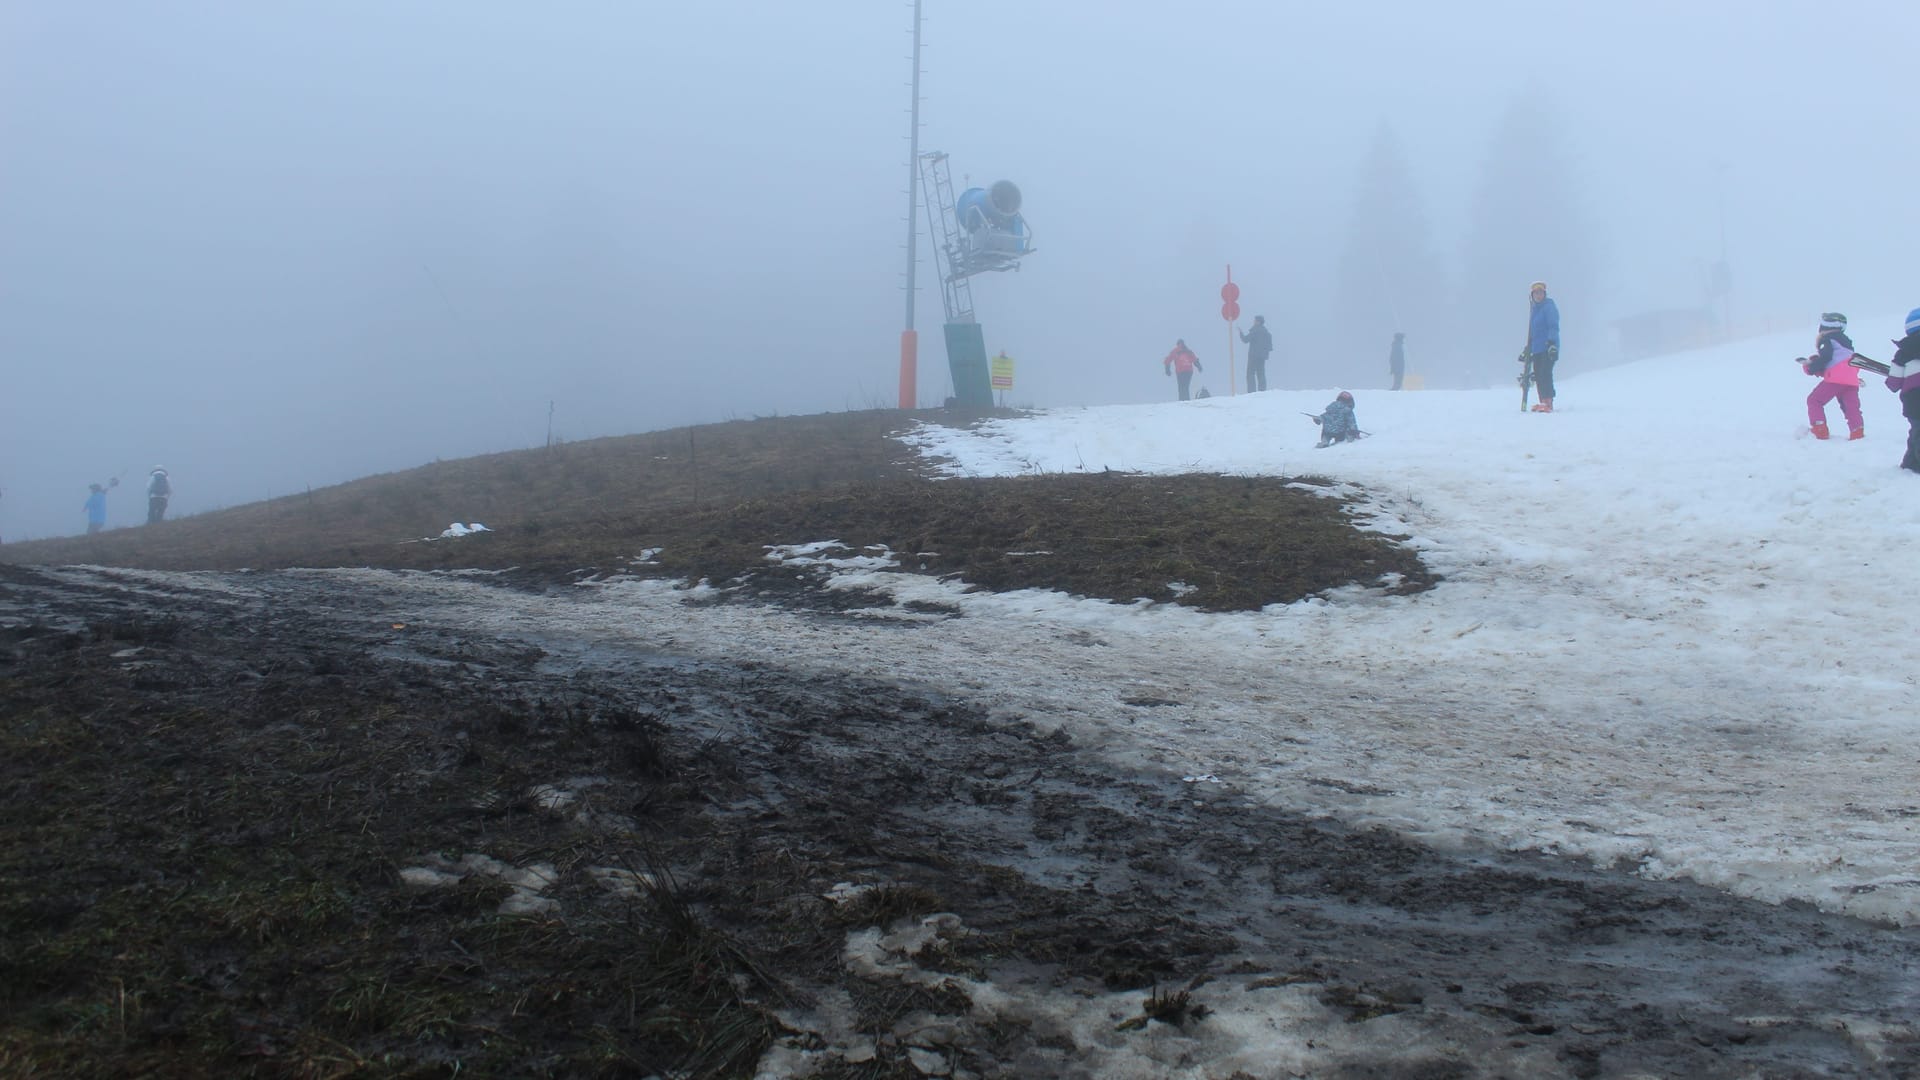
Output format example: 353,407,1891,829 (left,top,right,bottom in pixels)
956,180,1023,233
954,179,1033,258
